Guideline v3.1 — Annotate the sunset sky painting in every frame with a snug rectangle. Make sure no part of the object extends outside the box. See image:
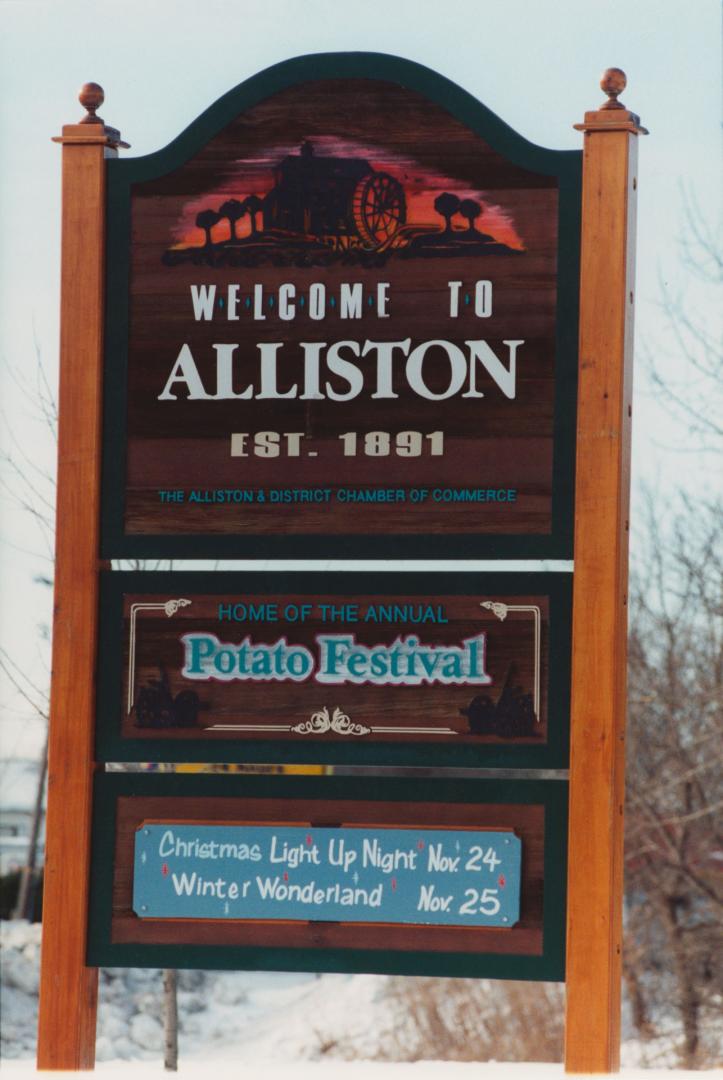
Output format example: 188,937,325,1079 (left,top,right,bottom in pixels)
169,135,526,252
